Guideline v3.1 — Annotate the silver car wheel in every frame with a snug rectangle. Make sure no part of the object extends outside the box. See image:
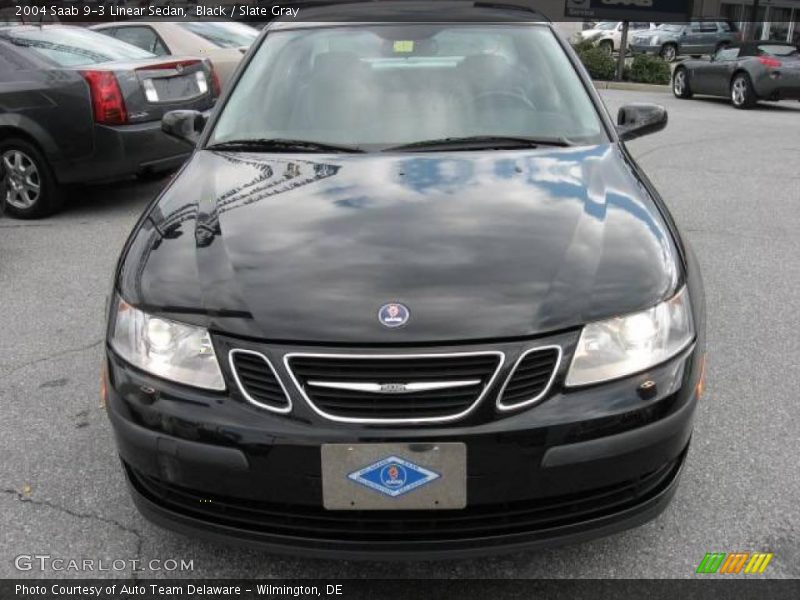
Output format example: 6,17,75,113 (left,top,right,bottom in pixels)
732,77,747,106
662,45,676,62
674,70,685,95
2,149,41,210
